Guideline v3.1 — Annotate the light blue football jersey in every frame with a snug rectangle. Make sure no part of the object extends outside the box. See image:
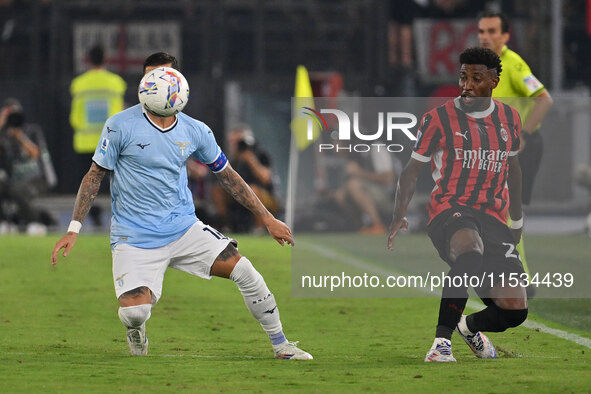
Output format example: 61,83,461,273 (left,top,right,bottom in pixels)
92,104,226,248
